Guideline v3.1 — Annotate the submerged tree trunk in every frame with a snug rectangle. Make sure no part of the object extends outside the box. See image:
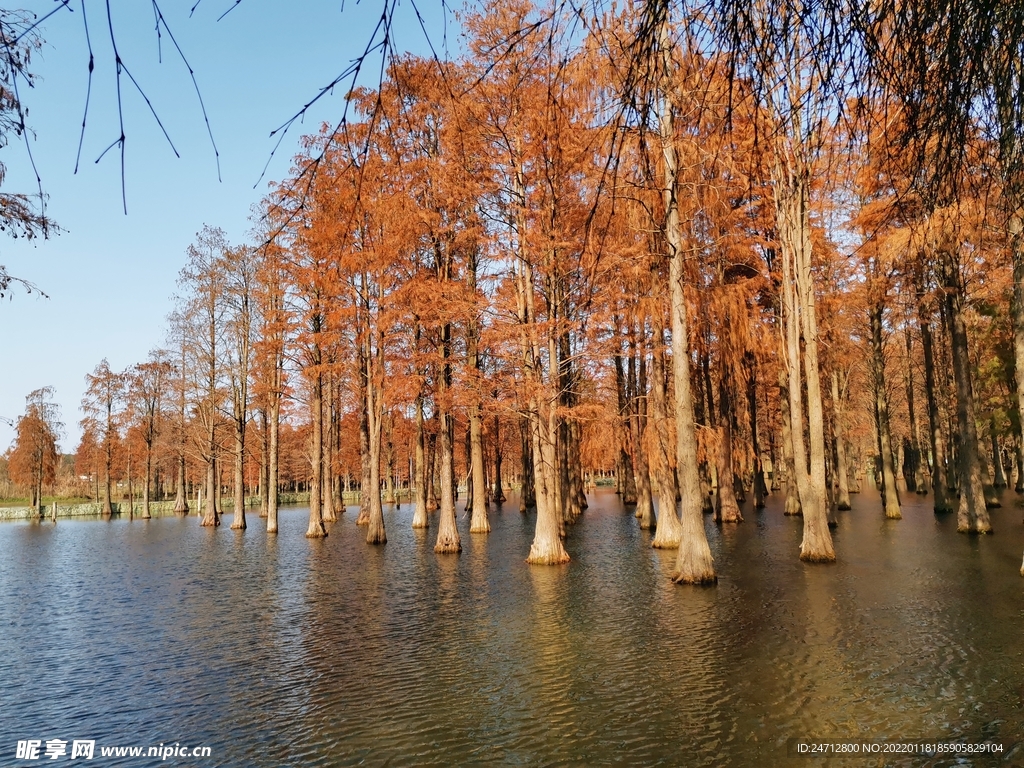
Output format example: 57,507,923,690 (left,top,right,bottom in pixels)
468,326,490,534
831,370,852,511
660,27,715,583
869,300,902,519
267,386,281,535
305,367,327,539
493,414,506,504
941,249,991,533
747,358,768,510
412,393,429,529
615,349,638,507
991,417,1007,489
173,453,189,515
905,326,927,494
142,445,153,520
258,410,270,519
779,364,801,515
629,340,656,529
715,373,742,523
519,423,535,514
355,369,372,526
776,160,834,562
200,408,219,528
434,409,461,553
231,408,247,531
650,307,683,548
435,321,461,553
201,455,219,527
365,322,387,545
918,295,951,513
322,375,337,523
